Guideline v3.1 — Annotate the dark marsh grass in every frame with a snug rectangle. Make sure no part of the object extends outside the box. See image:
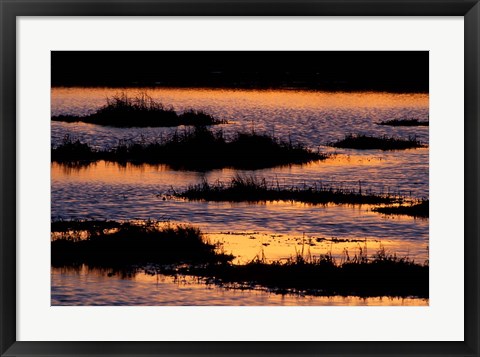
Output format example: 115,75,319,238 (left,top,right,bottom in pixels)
51,220,233,268
51,219,123,233
330,134,425,150
51,220,428,298
183,247,429,298
377,118,429,127
177,176,400,205
51,127,327,170
50,135,95,163
51,93,226,127
372,200,429,218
